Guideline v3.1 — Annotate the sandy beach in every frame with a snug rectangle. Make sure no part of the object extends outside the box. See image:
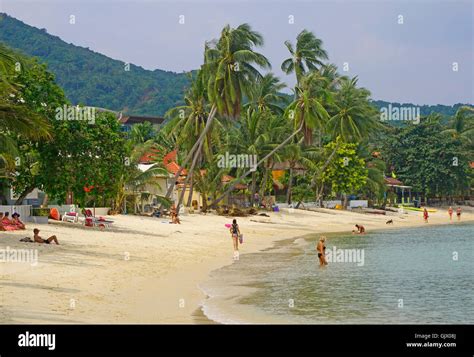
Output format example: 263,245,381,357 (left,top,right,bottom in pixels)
1,206,472,324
